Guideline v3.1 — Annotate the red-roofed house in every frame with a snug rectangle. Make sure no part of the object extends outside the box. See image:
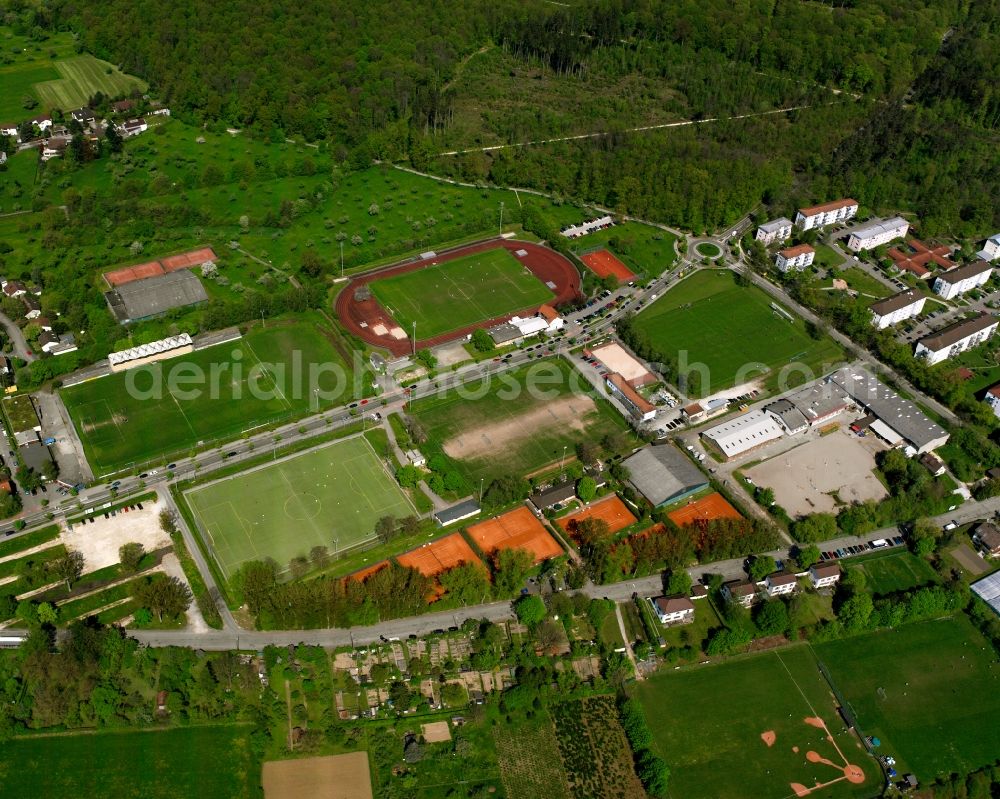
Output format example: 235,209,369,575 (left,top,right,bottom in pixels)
537,304,564,332
775,244,815,272
889,239,954,278
795,199,858,230
606,372,656,422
